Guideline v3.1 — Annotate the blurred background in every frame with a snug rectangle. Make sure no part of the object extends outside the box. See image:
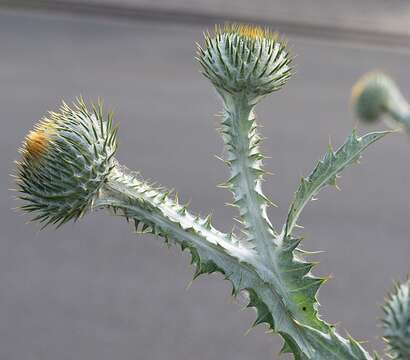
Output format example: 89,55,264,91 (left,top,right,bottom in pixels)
1,1,410,359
